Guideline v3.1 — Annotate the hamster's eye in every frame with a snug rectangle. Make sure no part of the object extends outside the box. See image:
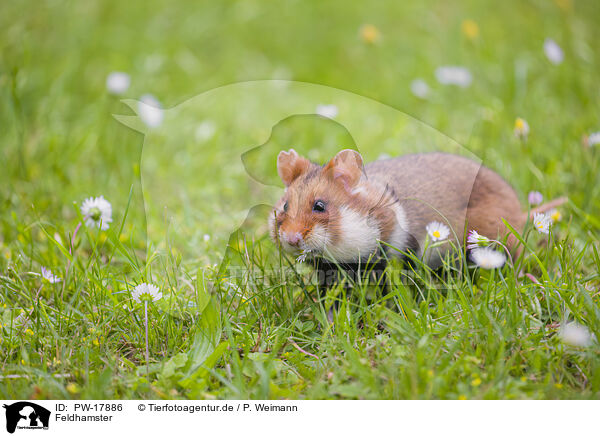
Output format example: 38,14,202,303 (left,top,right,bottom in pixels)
283,201,288,212
312,200,326,213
